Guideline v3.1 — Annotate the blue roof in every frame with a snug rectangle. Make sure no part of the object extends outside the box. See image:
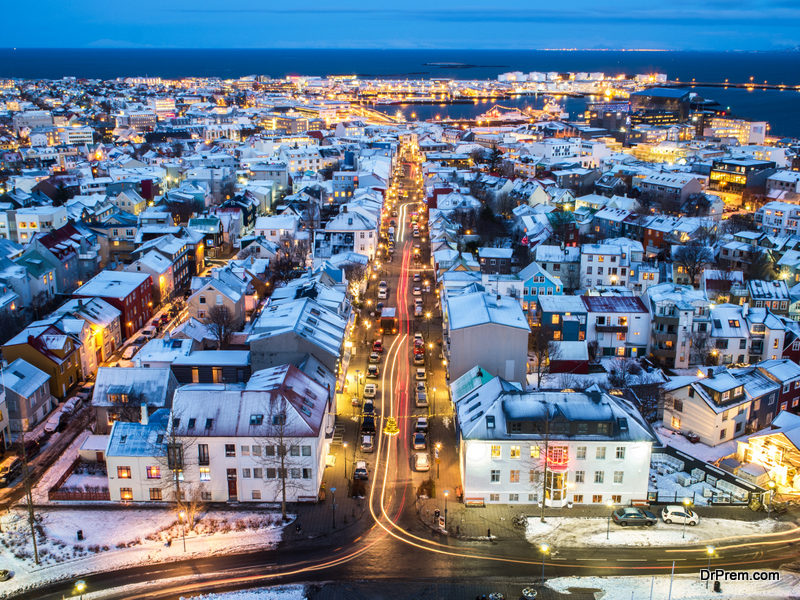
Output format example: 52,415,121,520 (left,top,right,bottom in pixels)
106,409,170,458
